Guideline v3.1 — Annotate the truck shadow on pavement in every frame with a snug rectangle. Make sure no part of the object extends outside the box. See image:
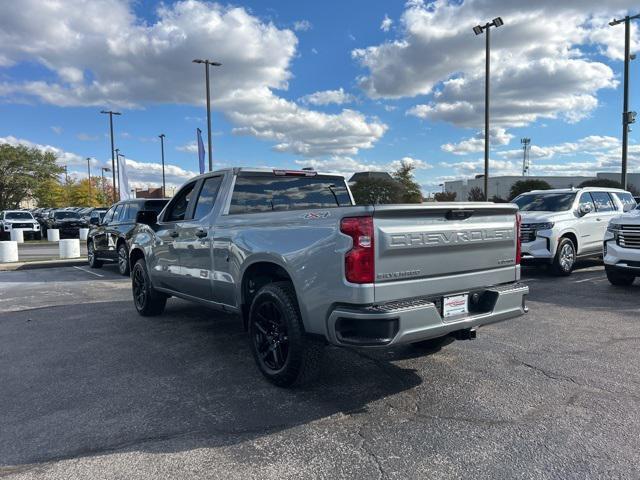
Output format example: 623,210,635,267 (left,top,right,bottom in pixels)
0,299,425,471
